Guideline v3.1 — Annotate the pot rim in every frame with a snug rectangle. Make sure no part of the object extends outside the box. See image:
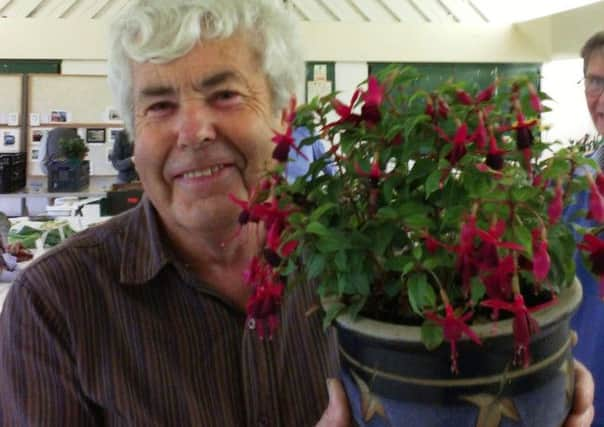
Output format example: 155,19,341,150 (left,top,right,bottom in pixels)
330,278,582,342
